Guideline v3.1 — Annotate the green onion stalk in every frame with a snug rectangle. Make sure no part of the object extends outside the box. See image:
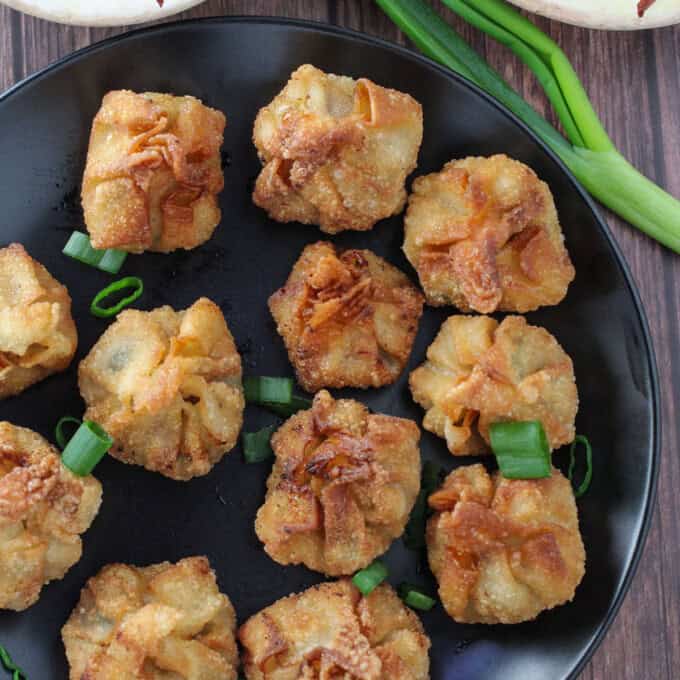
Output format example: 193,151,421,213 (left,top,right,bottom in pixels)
375,0,680,253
